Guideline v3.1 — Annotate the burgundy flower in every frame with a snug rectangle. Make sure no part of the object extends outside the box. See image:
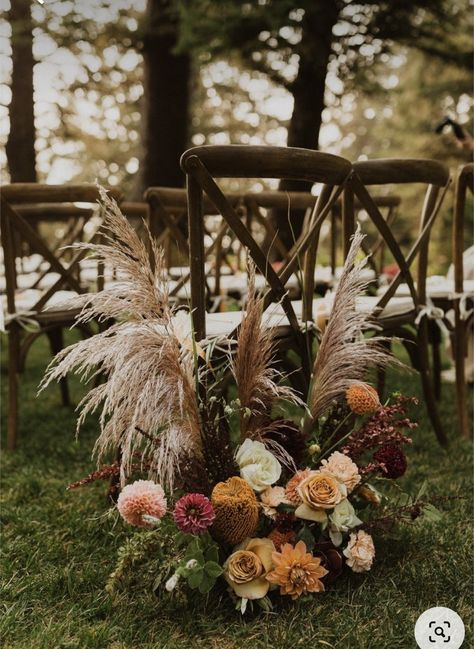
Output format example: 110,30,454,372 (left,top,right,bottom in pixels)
373,444,407,479
173,493,215,535
263,419,308,466
314,540,344,584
